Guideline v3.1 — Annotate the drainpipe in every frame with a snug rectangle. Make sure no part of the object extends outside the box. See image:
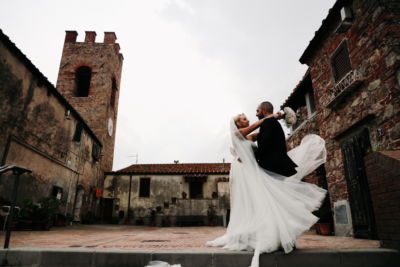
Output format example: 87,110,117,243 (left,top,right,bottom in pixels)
127,174,132,223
